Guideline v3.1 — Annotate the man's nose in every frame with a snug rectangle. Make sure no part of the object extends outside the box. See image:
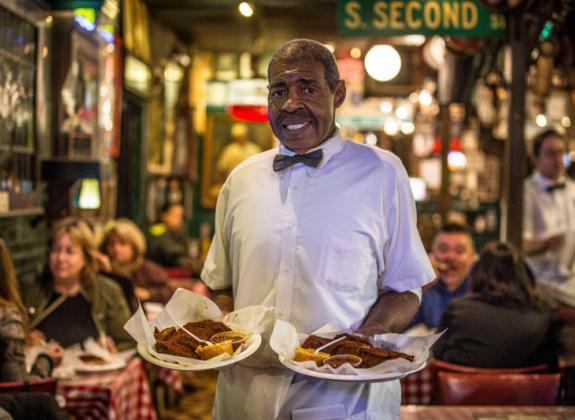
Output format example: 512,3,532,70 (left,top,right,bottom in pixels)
281,91,303,112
